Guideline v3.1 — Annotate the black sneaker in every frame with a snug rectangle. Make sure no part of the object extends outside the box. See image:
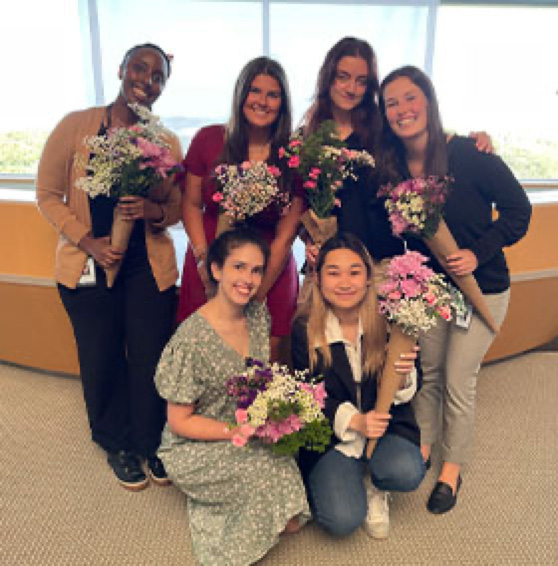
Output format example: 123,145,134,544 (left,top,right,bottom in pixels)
146,455,171,486
107,451,149,491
